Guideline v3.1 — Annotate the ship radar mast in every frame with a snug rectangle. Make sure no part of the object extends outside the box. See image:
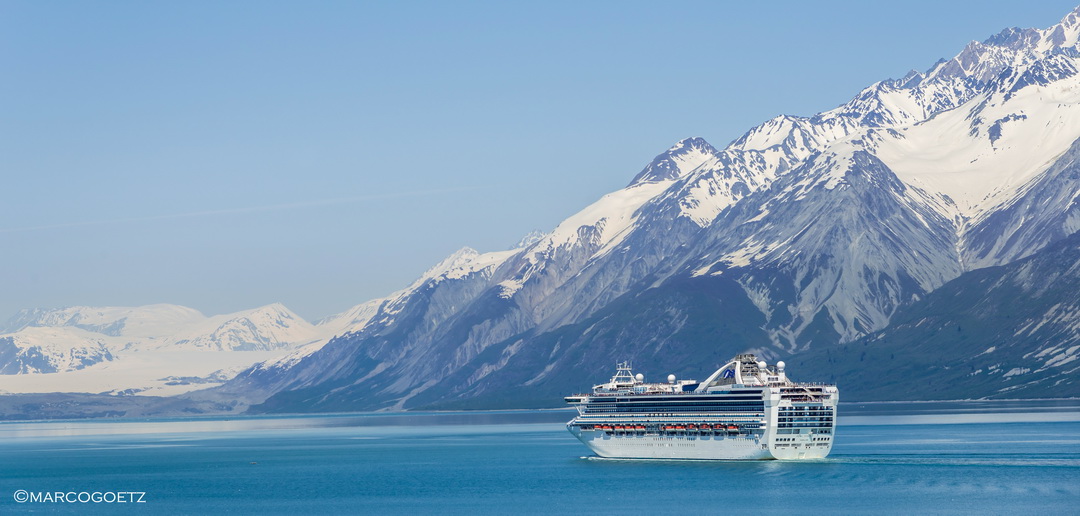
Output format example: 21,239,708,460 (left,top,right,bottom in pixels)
610,361,636,384
594,360,641,392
